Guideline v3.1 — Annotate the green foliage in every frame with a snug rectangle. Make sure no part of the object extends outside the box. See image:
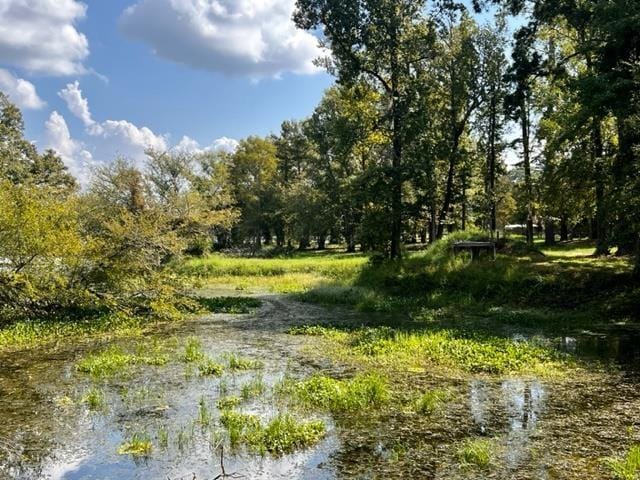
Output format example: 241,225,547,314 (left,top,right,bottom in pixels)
198,358,224,376
220,410,325,455
414,389,449,415
217,396,242,410
226,353,263,371
456,438,493,469
117,433,153,457
182,337,205,363
82,388,106,411
606,445,640,480
197,296,262,314
76,345,168,378
288,373,389,413
240,377,266,400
